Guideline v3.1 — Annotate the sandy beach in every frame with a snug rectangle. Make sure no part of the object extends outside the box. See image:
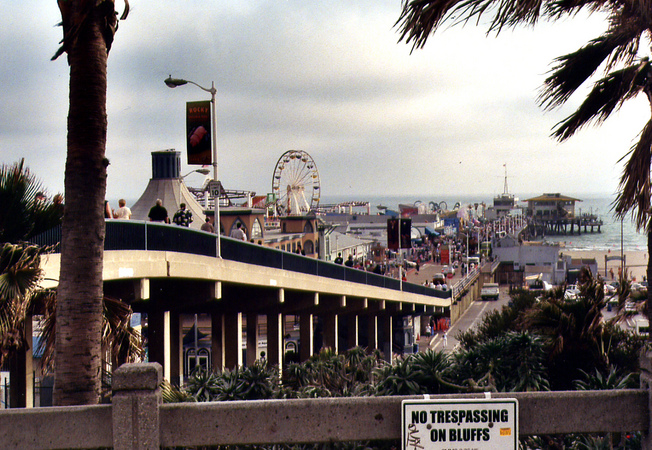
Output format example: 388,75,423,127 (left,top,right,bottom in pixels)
563,249,649,282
